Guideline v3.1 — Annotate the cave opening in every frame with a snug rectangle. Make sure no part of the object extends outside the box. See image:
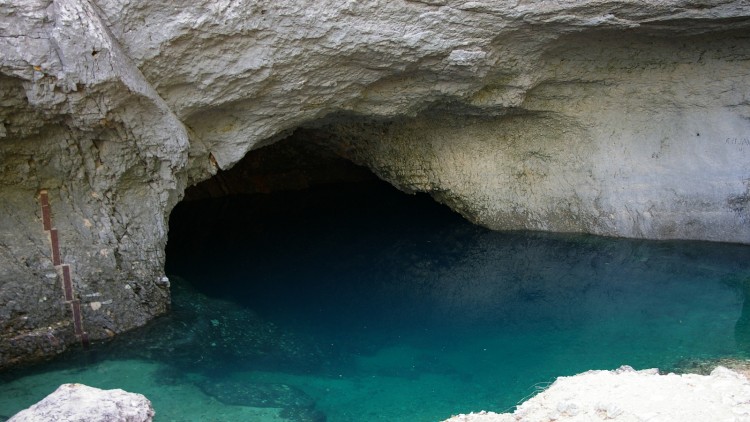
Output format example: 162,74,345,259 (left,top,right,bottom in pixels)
165,131,466,332
156,131,750,421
